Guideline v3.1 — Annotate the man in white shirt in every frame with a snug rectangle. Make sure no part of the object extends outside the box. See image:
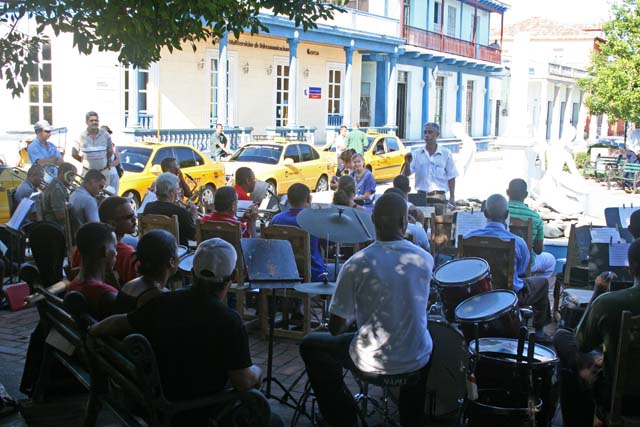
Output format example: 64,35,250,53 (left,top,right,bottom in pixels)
299,193,433,427
403,122,458,209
